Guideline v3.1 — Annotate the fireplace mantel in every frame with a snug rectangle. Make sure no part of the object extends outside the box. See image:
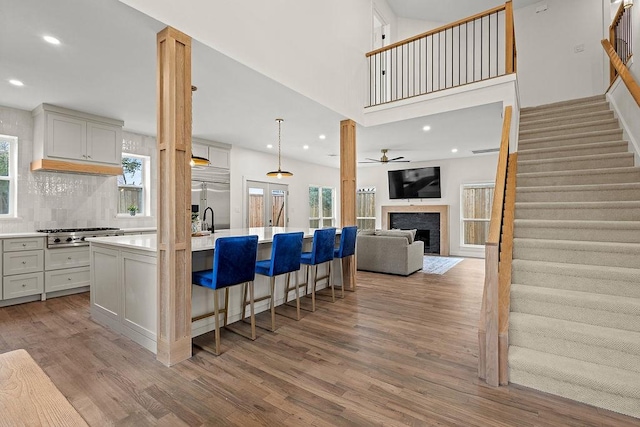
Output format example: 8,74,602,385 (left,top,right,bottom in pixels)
381,205,449,256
